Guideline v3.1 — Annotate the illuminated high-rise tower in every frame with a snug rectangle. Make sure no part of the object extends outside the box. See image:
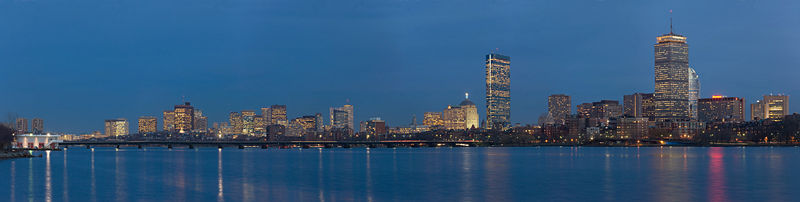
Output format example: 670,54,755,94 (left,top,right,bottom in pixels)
654,20,690,122
330,104,354,130
485,53,511,129
163,110,175,131
688,67,700,120
548,94,571,124
173,102,194,133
